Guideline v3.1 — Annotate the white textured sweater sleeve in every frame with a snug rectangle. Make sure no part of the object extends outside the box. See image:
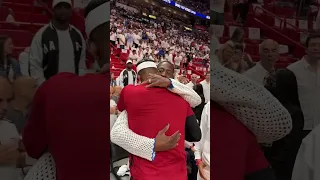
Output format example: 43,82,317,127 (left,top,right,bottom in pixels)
169,78,202,108
110,111,155,161
212,59,292,143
